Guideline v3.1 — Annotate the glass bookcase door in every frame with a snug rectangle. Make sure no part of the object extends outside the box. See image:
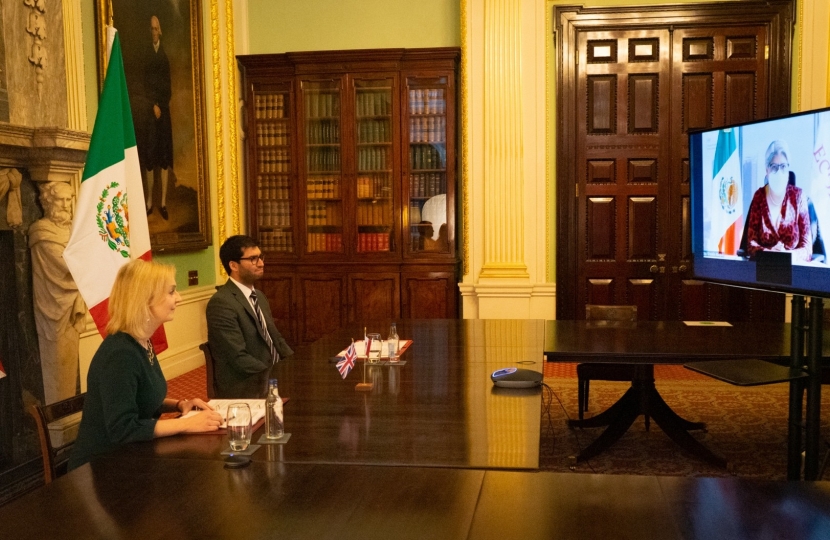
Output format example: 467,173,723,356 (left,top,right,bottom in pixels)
406,76,450,254
354,78,394,253
302,80,343,254
254,86,294,254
